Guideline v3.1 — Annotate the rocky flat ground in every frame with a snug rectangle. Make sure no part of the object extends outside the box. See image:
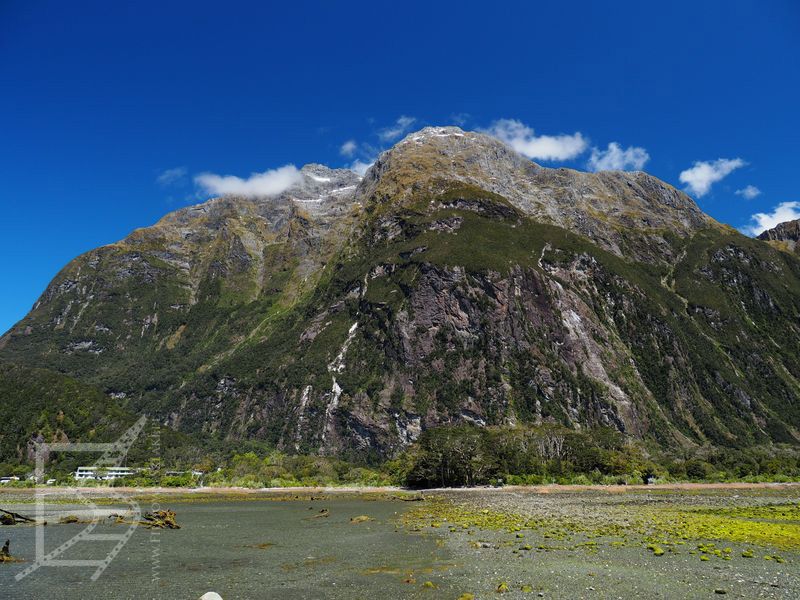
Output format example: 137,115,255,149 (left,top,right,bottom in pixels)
398,485,800,598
